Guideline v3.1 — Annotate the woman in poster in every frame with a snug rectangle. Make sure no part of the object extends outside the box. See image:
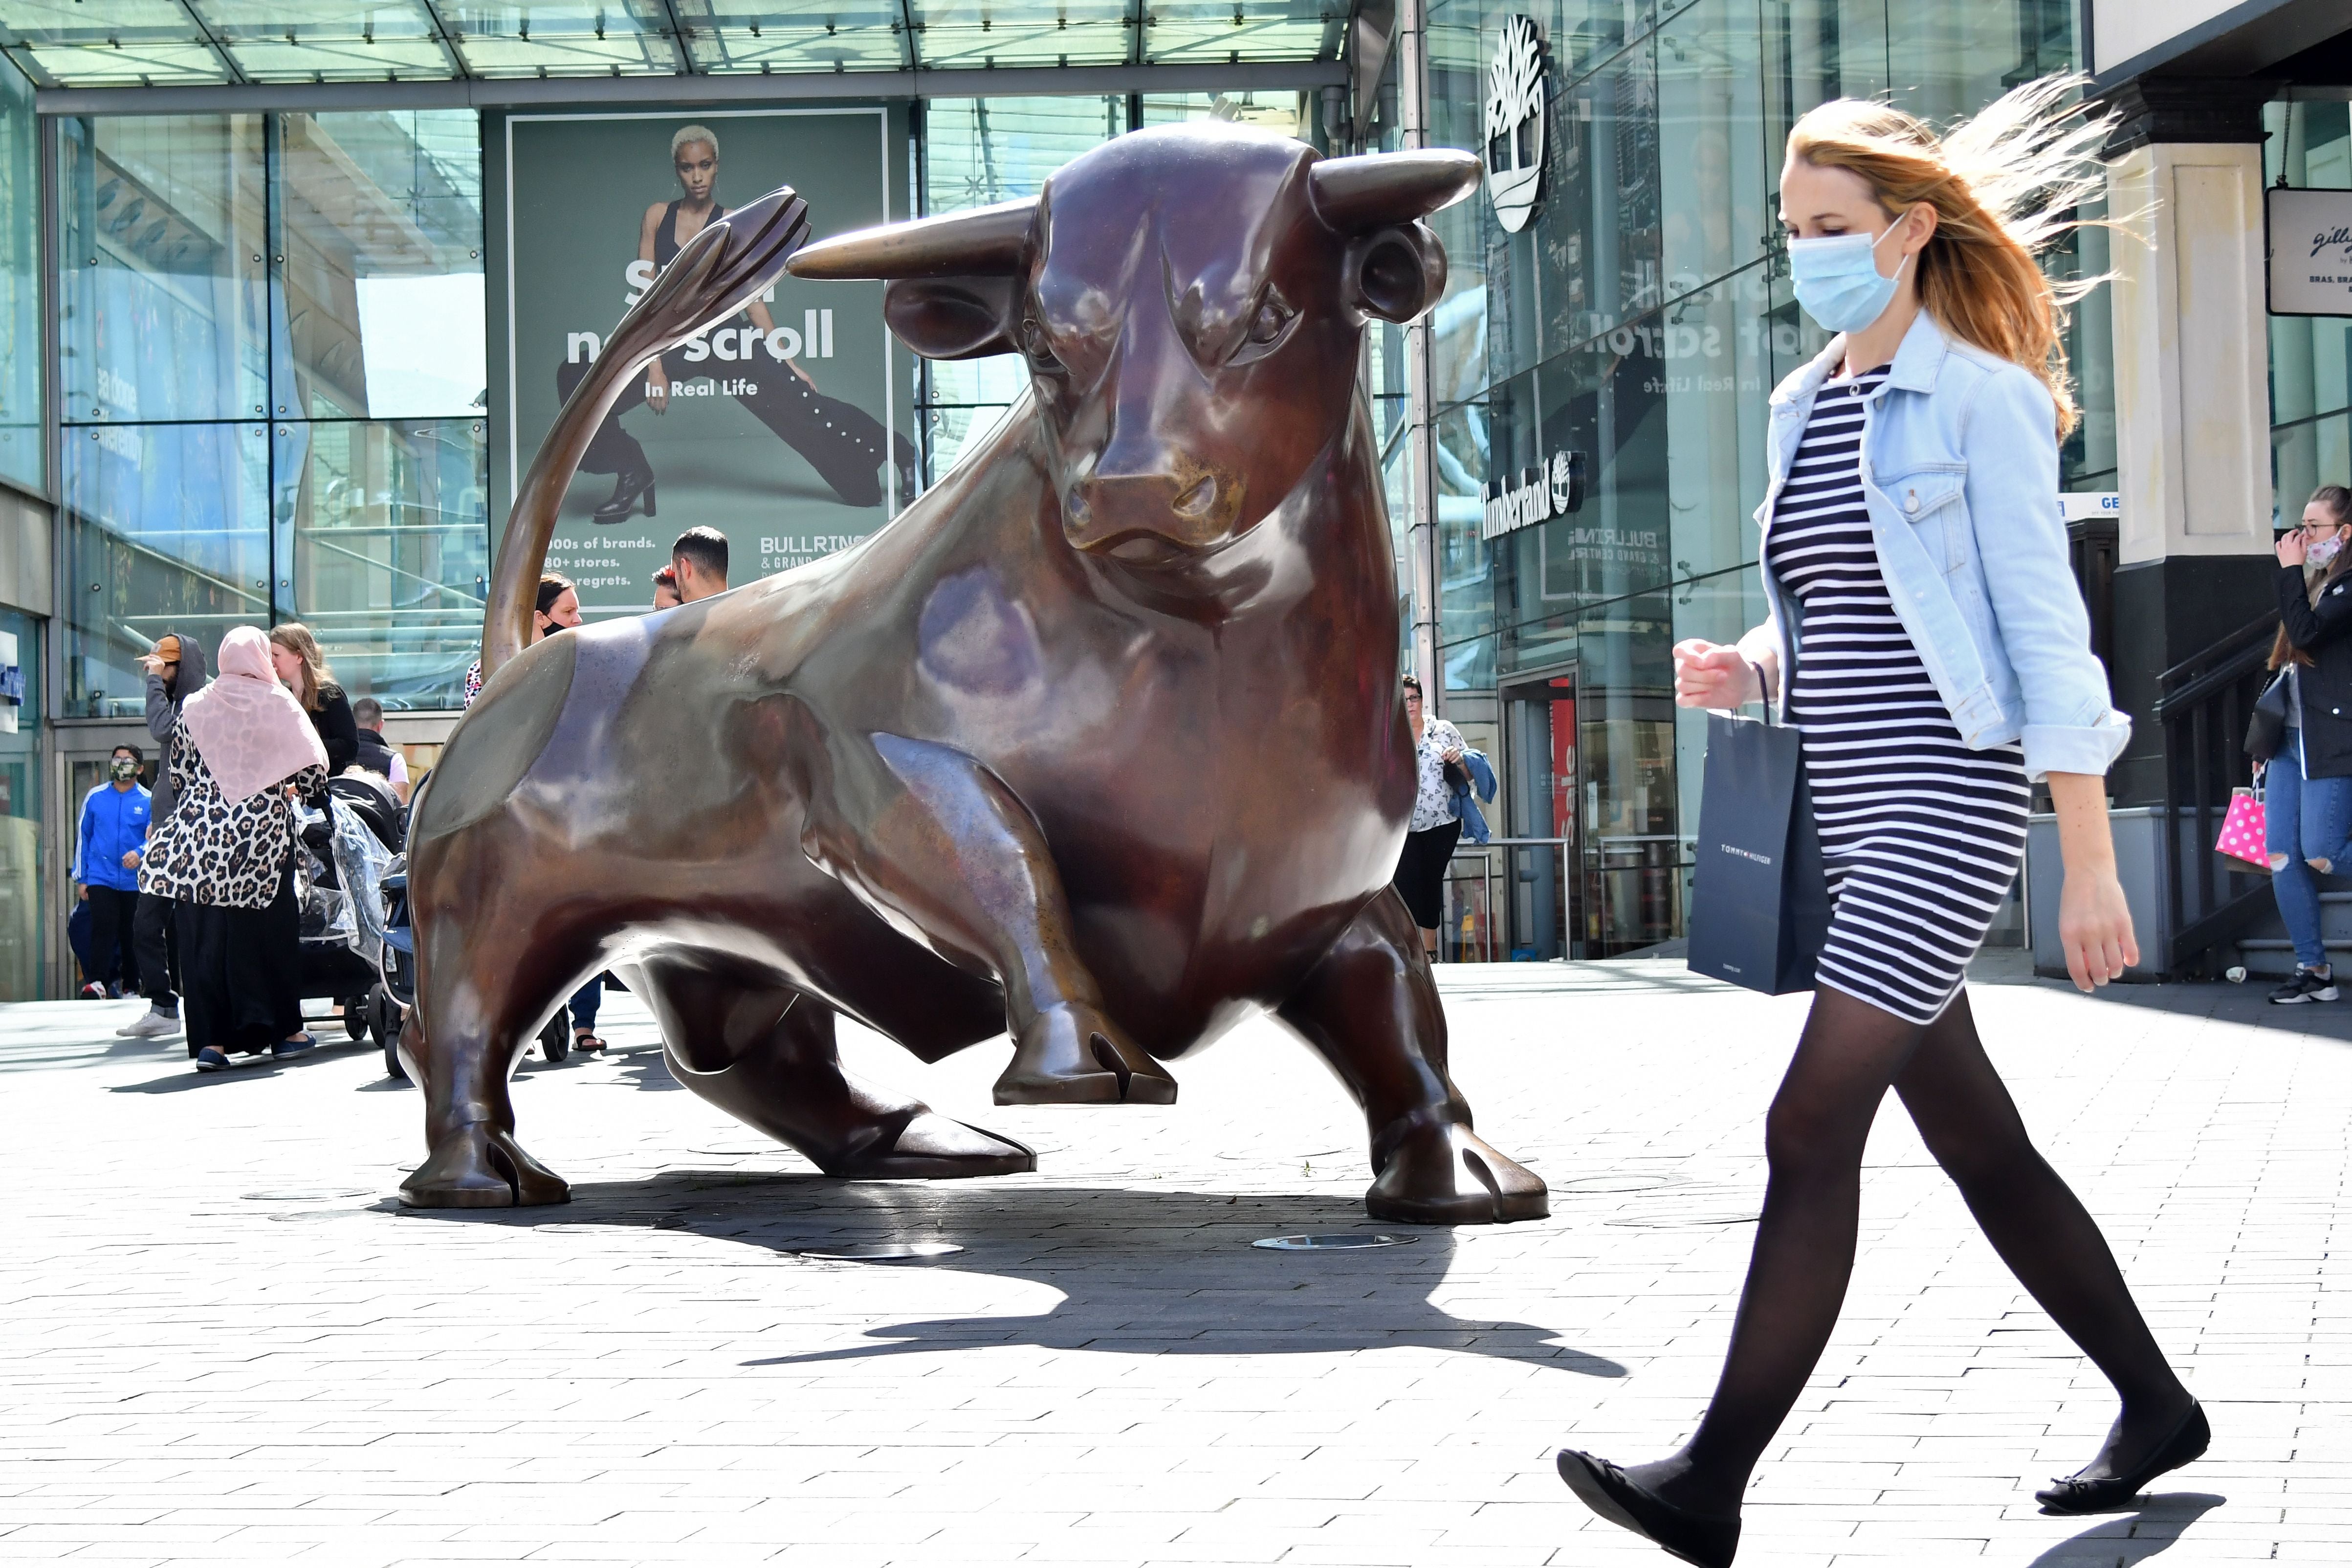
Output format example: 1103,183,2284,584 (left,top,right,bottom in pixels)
556,123,911,523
